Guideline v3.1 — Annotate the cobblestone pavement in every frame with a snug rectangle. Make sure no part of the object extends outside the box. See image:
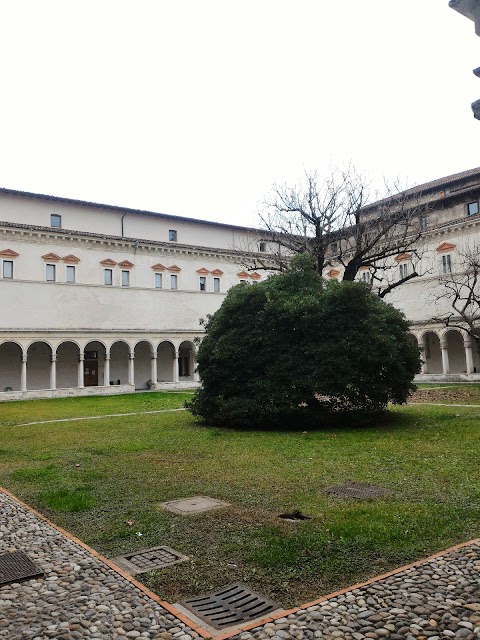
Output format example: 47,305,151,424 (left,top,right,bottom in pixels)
1,488,479,640
230,544,480,640
0,490,204,640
